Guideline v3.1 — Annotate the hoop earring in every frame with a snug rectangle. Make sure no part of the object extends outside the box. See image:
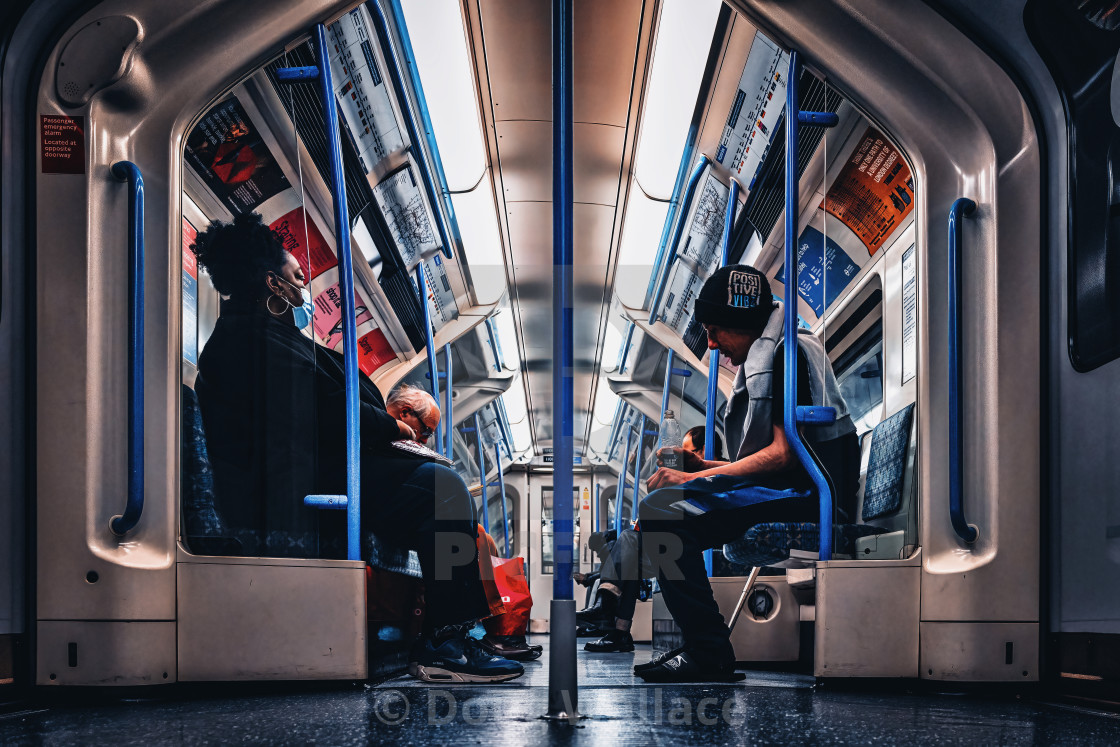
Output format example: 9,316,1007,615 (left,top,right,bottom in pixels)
266,294,289,317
